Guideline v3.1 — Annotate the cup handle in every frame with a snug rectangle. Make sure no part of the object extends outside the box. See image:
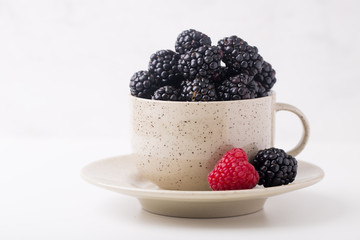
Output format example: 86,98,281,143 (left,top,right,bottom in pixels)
275,103,310,157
